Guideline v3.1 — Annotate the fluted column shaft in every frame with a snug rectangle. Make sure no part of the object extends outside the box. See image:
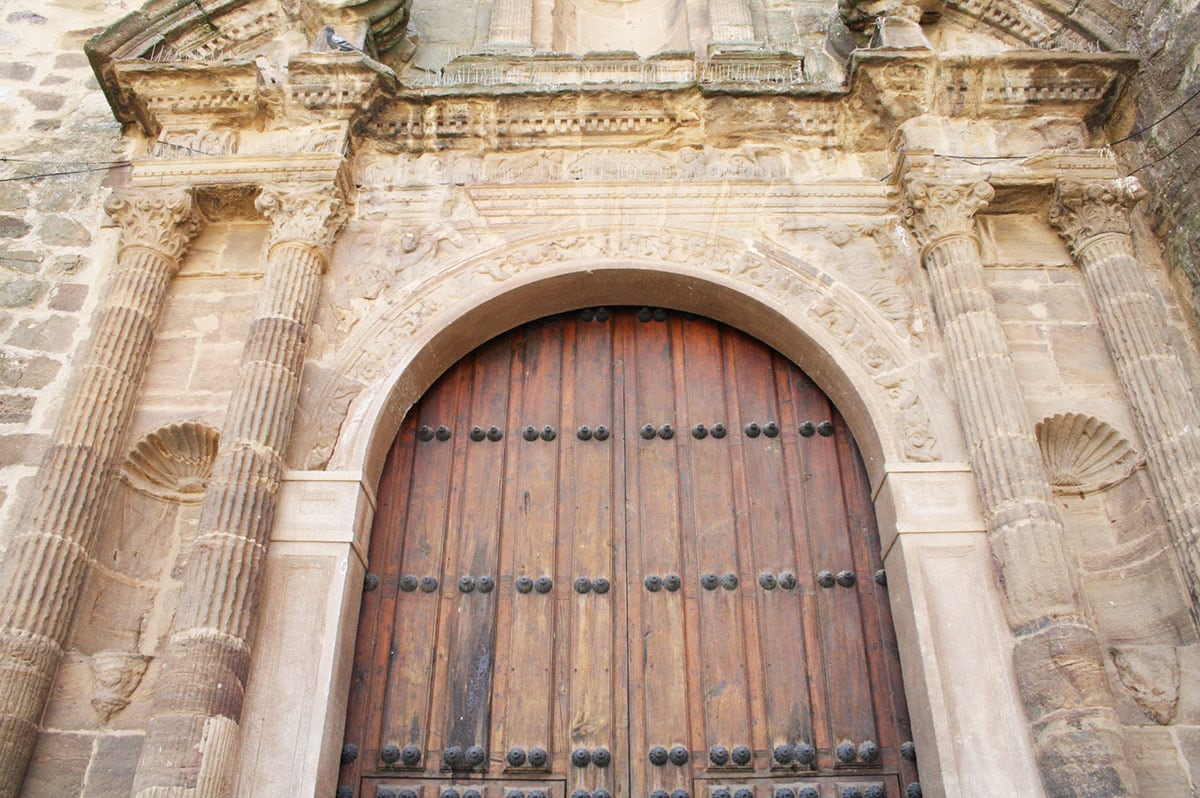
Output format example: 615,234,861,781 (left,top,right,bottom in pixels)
1051,177,1200,622
0,189,200,797
903,175,1137,797
133,184,346,797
